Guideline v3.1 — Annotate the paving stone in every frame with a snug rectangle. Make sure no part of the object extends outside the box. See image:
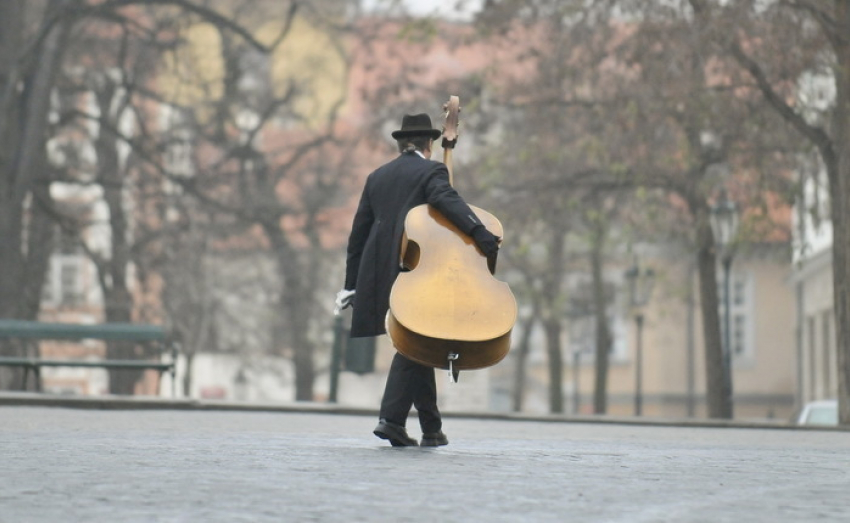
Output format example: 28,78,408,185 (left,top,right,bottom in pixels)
1,407,848,522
